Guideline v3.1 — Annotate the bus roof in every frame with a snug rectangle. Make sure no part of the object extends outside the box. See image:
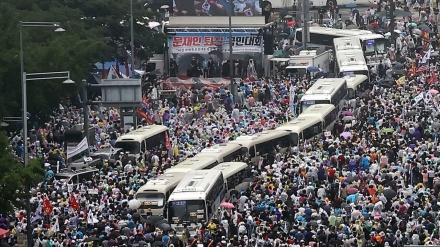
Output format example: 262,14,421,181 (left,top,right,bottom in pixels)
356,33,386,41
344,75,369,89
336,50,367,68
333,37,362,51
196,143,241,160
300,104,336,120
304,78,347,96
136,172,186,195
170,170,223,198
166,156,218,174
276,116,322,133
115,125,168,143
229,130,289,149
211,162,248,179
297,27,372,36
